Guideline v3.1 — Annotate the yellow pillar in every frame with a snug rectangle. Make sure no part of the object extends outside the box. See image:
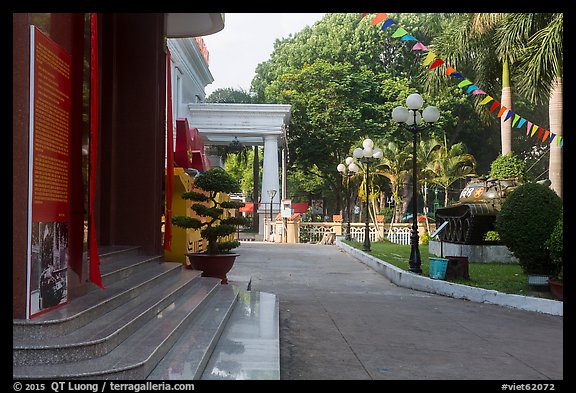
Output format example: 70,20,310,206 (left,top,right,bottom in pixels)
164,168,204,264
